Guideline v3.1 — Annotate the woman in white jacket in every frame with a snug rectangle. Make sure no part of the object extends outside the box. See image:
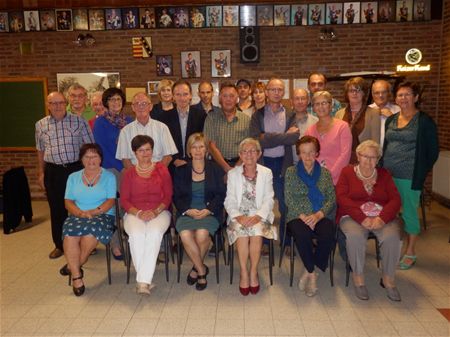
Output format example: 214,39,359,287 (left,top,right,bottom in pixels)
225,138,277,296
